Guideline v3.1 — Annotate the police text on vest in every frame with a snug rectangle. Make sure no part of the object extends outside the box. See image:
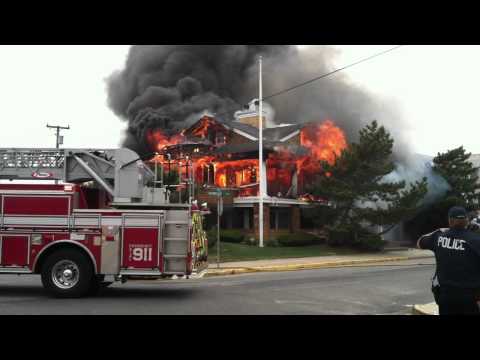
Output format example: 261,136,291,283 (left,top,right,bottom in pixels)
438,236,466,251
